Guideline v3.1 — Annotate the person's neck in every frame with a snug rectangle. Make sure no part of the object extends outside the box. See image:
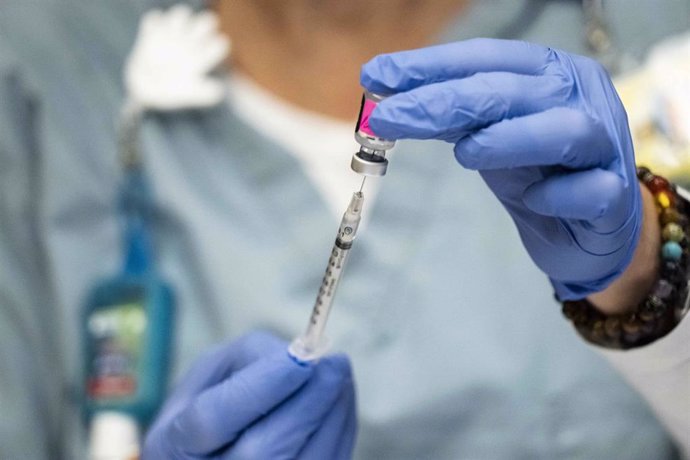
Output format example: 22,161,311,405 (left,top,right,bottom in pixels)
217,1,466,121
